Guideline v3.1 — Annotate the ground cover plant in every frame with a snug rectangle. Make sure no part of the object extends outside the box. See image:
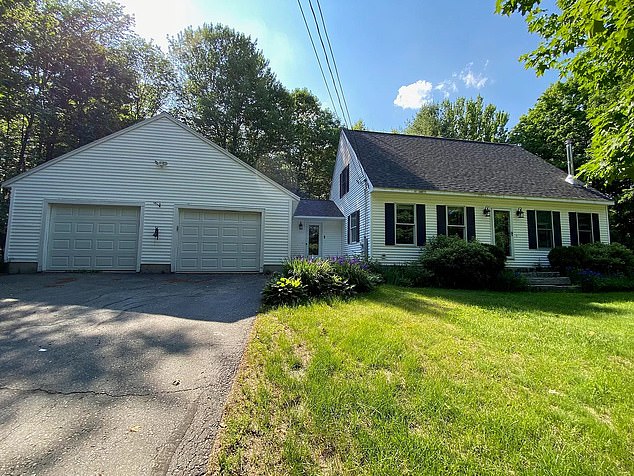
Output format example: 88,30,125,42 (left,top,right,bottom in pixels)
210,287,634,475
